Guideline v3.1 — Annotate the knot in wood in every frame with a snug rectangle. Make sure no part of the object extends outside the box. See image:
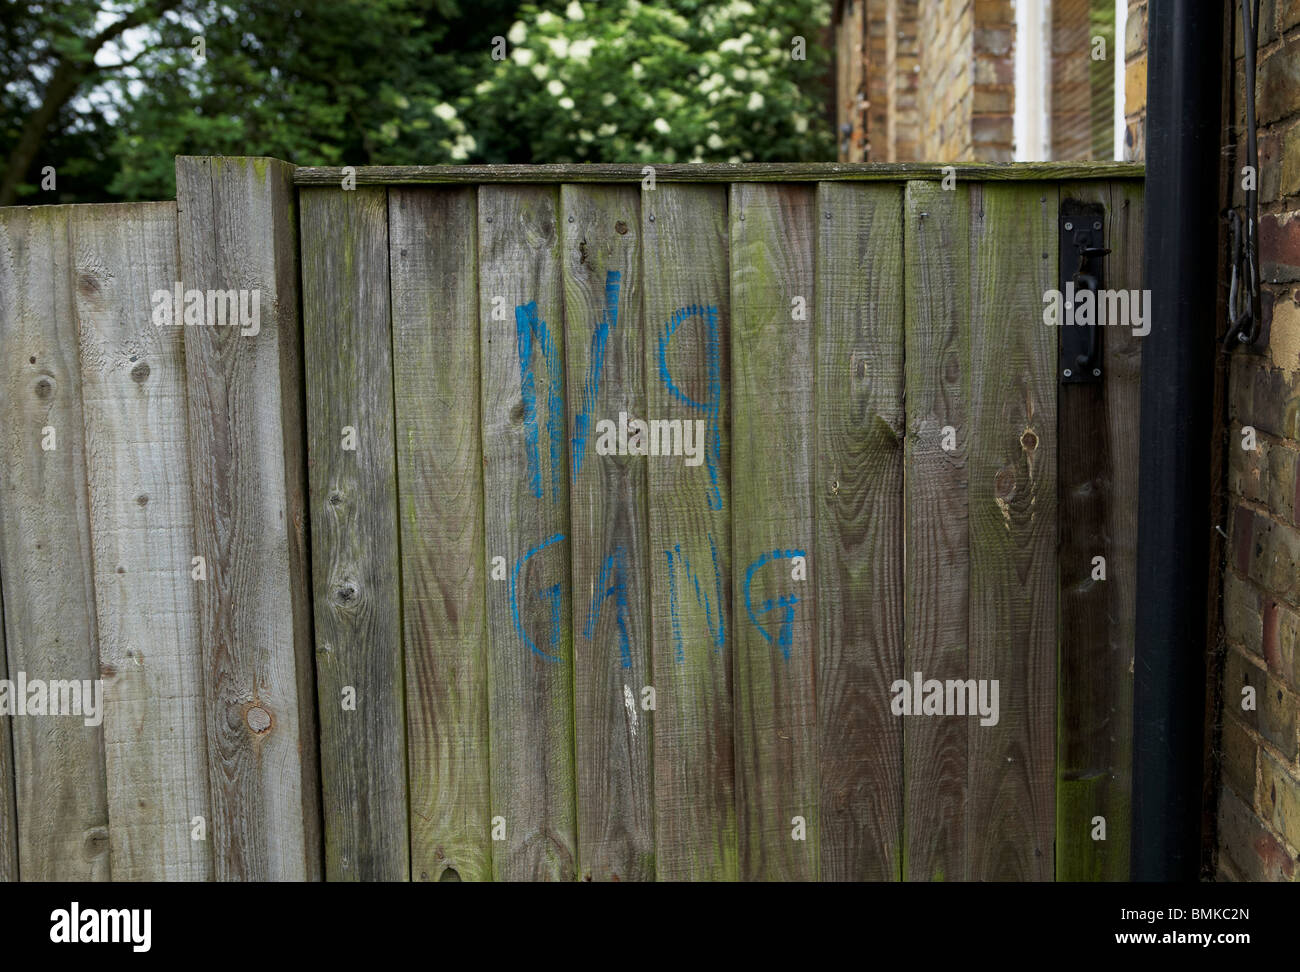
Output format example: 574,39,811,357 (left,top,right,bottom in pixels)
246,705,272,733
